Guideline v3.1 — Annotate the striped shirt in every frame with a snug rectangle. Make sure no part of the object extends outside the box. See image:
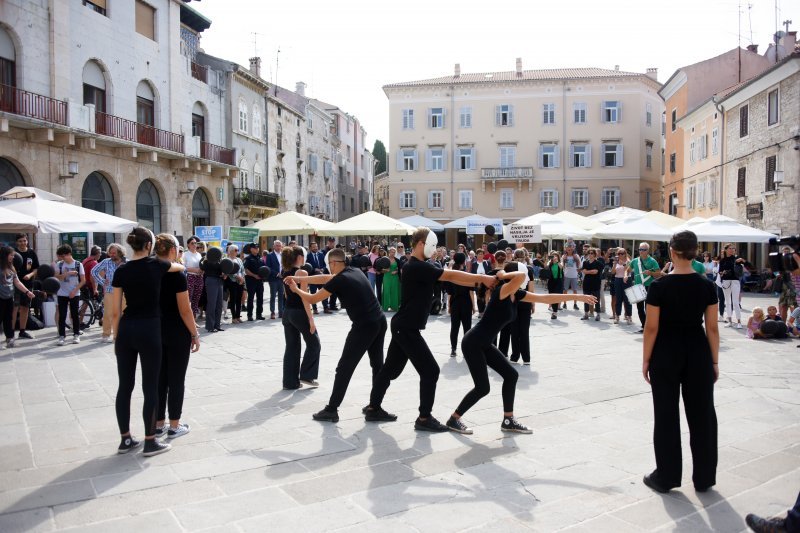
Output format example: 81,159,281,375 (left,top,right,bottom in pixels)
91,258,124,294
